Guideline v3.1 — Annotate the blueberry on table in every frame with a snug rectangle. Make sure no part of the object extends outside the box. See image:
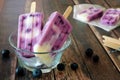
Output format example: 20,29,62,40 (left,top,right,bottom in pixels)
32,68,42,78
85,48,93,57
70,63,78,70
92,55,99,63
1,49,10,58
16,66,26,76
57,63,65,71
